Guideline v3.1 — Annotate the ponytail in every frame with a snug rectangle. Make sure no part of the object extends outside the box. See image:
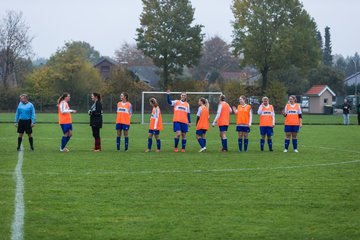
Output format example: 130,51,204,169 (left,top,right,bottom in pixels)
57,92,69,105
